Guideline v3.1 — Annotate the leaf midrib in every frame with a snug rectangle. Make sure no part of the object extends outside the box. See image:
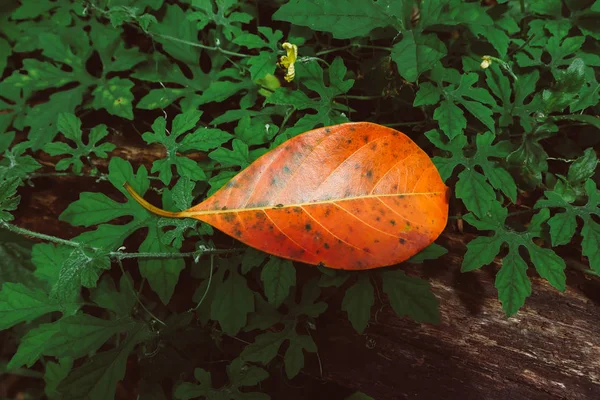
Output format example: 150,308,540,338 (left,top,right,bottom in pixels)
182,191,445,217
